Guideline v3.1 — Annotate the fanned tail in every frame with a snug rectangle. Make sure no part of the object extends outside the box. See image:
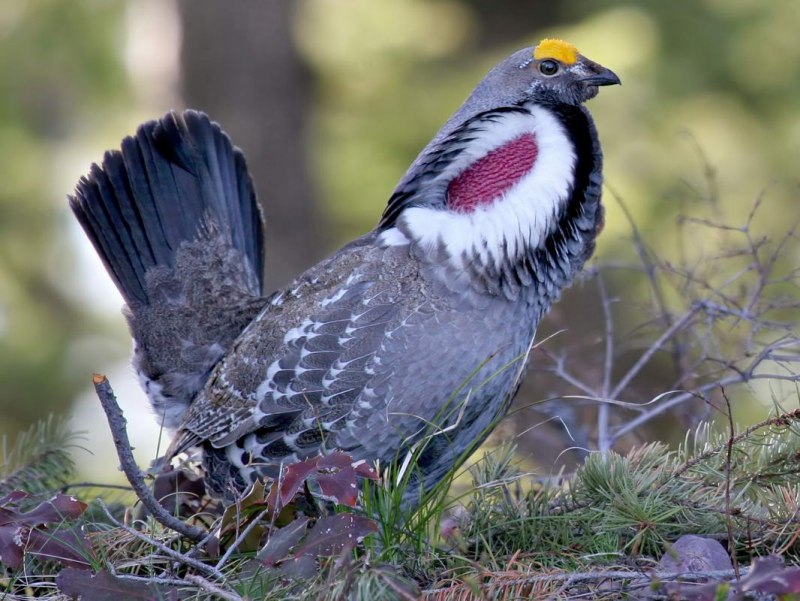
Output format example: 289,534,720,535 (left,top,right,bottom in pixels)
69,110,267,427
